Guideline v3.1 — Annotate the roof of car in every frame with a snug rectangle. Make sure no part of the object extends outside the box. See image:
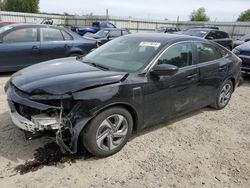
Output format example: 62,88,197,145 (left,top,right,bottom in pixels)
99,28,128,31
3,23,61,28
123,33,206,43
